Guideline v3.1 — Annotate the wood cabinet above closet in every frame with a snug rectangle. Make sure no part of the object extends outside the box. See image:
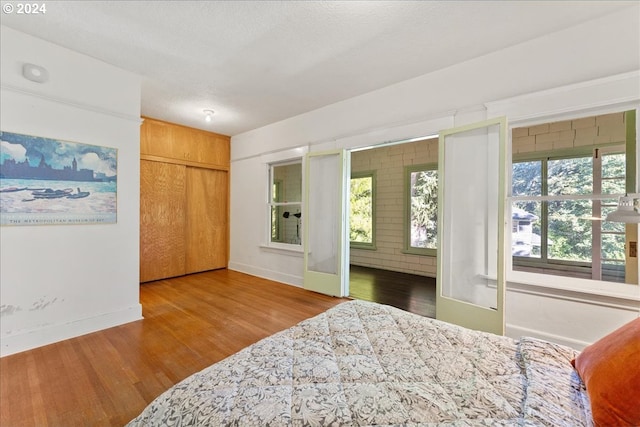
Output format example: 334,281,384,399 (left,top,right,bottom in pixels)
140,117,230,169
